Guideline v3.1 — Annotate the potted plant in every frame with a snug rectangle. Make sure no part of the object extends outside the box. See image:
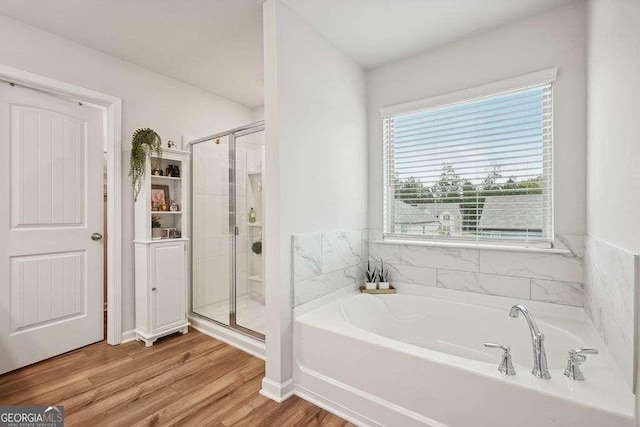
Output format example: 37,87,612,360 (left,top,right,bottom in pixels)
129,128,162,201
151,215,162,240
365,261,377,290
378,260,390,290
